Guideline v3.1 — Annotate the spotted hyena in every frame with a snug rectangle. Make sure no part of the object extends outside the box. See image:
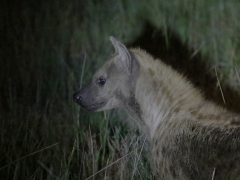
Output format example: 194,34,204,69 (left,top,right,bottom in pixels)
73,37,240,179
